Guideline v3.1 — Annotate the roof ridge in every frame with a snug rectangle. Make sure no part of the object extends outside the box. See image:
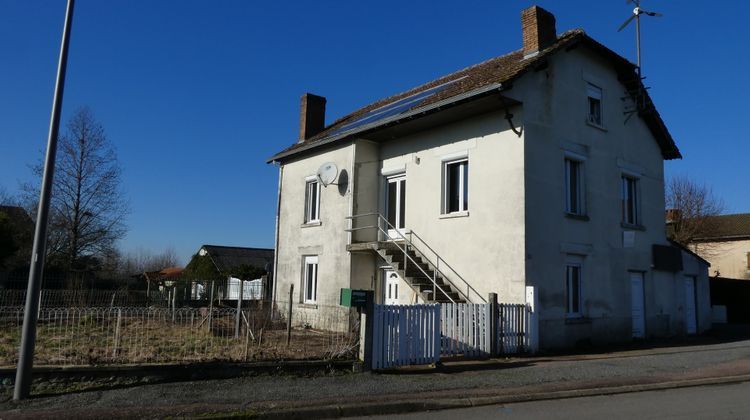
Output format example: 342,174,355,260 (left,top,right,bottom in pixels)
325,48,524,128
202,244,274,251
269,27,680,162
323,28,586,130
